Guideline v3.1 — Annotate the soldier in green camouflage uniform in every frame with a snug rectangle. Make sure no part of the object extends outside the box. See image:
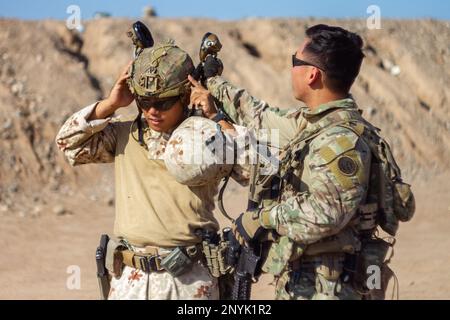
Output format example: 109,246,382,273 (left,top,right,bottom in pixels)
192,24,376,299
56,40,243,300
